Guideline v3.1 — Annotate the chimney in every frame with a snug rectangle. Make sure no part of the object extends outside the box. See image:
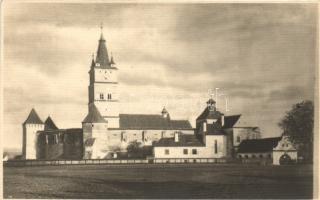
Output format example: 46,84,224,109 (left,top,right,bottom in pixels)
174,132,179,142
221,115,225,127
